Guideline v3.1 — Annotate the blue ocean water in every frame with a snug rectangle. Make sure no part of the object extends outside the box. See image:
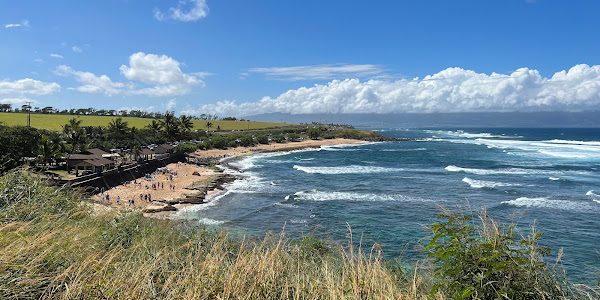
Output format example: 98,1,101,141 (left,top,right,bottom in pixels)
178,128,600,282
